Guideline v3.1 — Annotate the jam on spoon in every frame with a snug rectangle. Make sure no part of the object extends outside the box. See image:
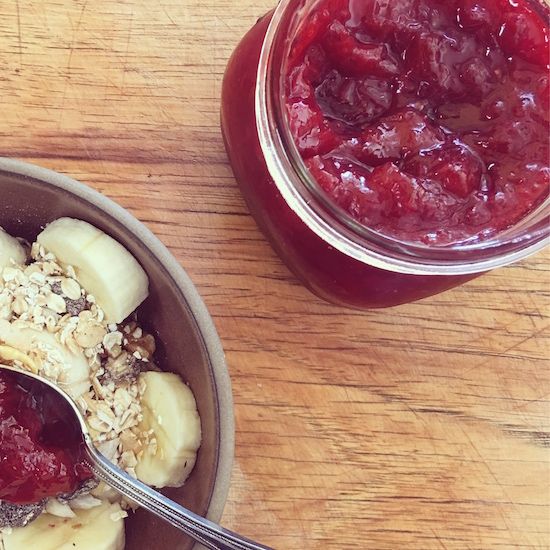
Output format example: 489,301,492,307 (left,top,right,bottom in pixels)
0,366,272,549
0,370,92,505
